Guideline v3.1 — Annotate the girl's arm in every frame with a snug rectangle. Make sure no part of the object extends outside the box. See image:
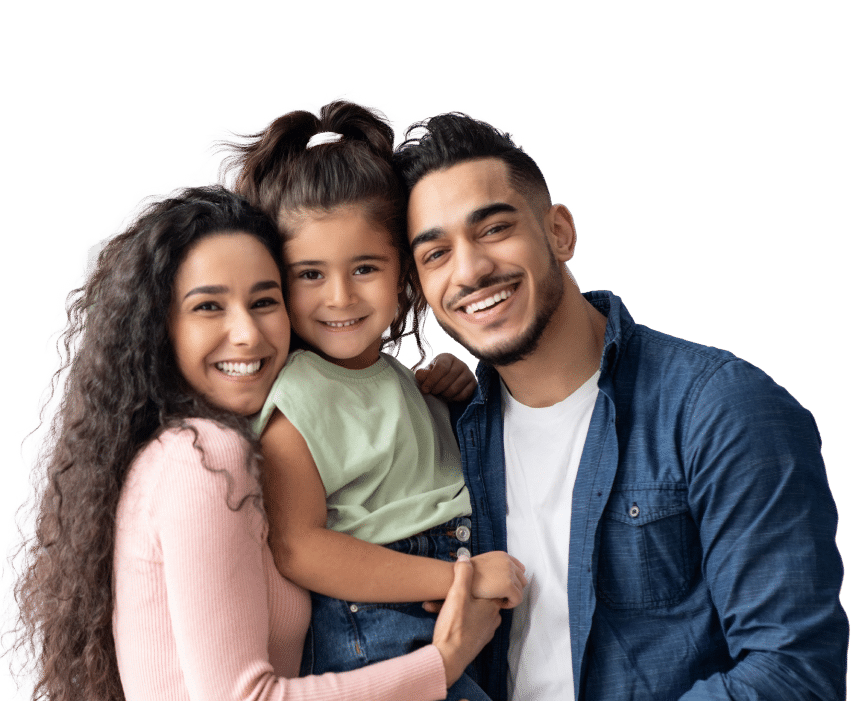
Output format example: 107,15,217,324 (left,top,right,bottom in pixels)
261,410,526,605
